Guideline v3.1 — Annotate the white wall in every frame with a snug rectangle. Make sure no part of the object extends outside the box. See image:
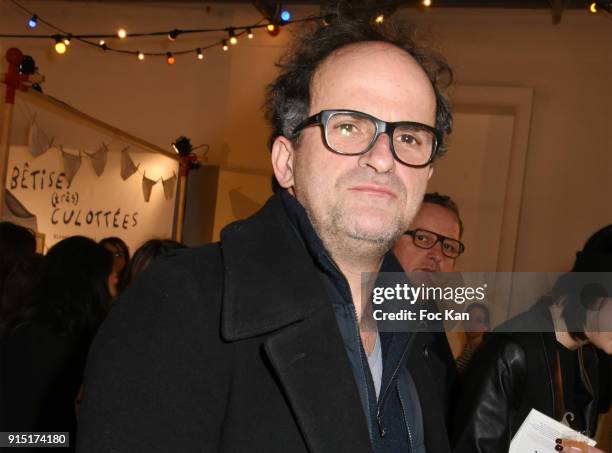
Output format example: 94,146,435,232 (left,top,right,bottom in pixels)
407,8,612,271
1,1,611,270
